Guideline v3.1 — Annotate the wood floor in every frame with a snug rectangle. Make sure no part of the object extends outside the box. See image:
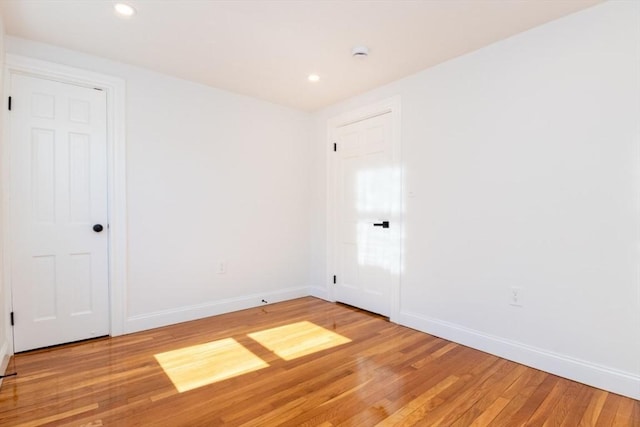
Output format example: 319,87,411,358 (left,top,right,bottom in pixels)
0,297,638,426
